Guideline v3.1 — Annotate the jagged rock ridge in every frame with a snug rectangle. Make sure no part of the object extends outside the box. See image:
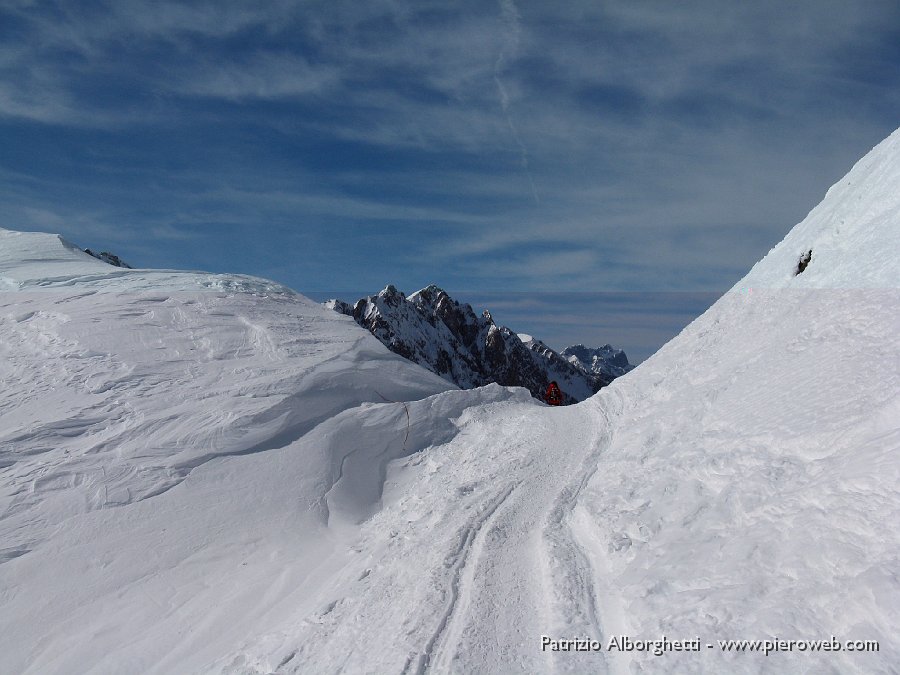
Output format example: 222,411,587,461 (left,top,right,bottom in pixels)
83,248,133,268
561,343,633,379
327,284,632,404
